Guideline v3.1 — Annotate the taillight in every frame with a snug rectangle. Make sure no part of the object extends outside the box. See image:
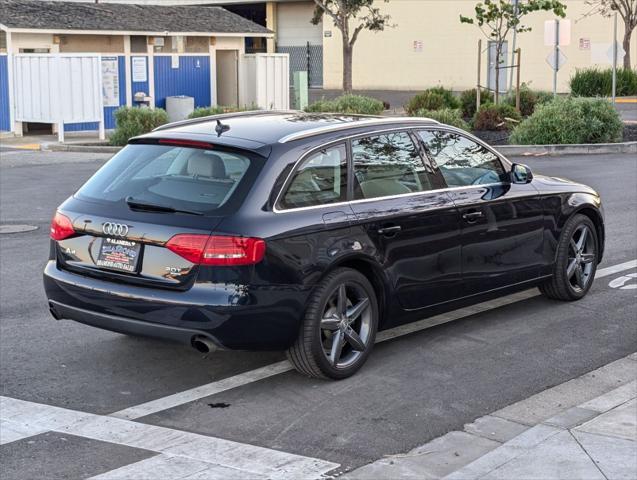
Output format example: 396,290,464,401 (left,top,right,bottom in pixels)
165,234,266,266
50,212,75,241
